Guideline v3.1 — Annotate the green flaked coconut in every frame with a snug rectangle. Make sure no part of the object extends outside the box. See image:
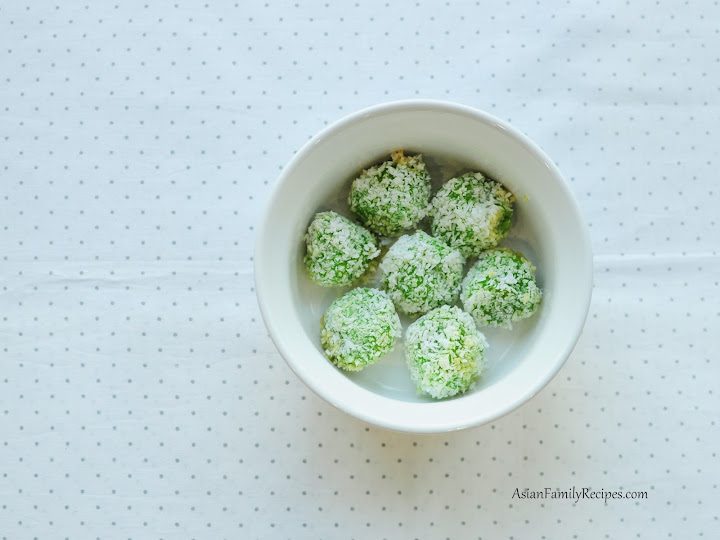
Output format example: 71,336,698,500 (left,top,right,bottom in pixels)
348,150,431,237
321,288,402,371
405,305,487,399
461,248,542,329
380,231,464,317
429,172,515,258
305,211,379,287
